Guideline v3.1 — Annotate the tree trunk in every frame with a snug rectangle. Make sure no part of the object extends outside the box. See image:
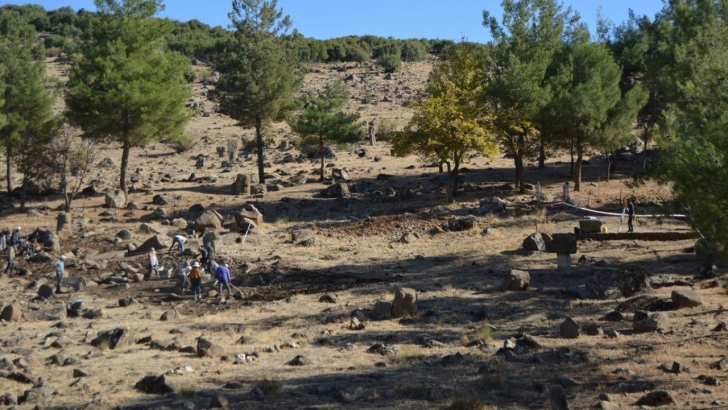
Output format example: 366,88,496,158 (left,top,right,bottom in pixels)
438,162,443,173
516,134,526,194
569,136,574,177
575,144,583,192
446,160,460,204
20,175,27,210
606,156,611,183
319,136,325,181
642,126,649,169
6,145,12,194
255,117,265,184
120,140,130,200
610,149,620,175
538,136,546,168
